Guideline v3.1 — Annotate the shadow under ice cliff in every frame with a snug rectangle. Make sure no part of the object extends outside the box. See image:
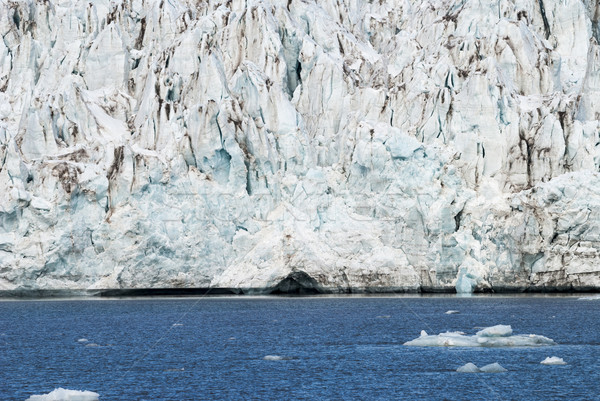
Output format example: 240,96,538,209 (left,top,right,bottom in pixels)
0,0,600,294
